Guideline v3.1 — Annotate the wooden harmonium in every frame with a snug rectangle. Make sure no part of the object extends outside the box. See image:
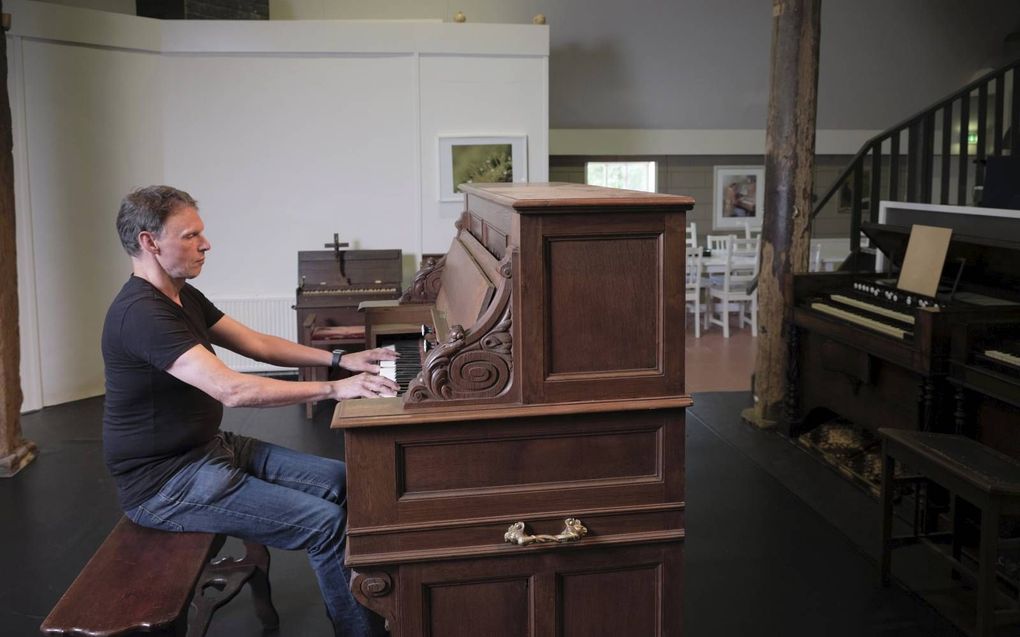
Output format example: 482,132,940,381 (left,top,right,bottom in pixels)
296,249,402,308
295,249,402,342
788,222,1020,438
335,183,695,636
796,222,1020,346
